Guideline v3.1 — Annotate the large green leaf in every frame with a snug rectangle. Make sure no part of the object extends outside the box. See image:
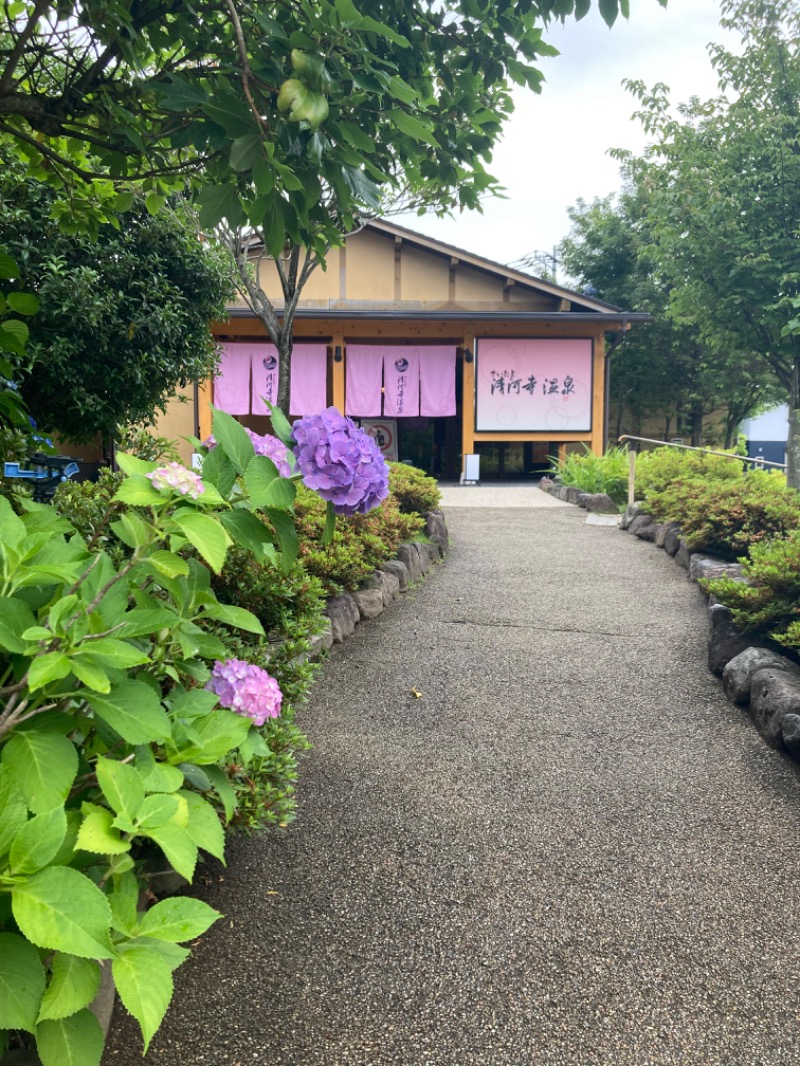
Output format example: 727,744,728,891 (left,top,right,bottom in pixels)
0,596,36,653
113,476,165,508
263,507,299,569
112,945,173,1053
10,806,68,875
171,511,231,573
2,732,78,814
83,680,171,745
199,601,264,635
0,765,28,857
94,758,145,820
12,867,114,959
37,954,101,1022
0,932,46,1032
36,1008,104,1066
219,509,274,561
138,897,220,942
142,823,197,882
181,791,225,861
210,407,255,473
169,709,250,764
76,806,131,856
